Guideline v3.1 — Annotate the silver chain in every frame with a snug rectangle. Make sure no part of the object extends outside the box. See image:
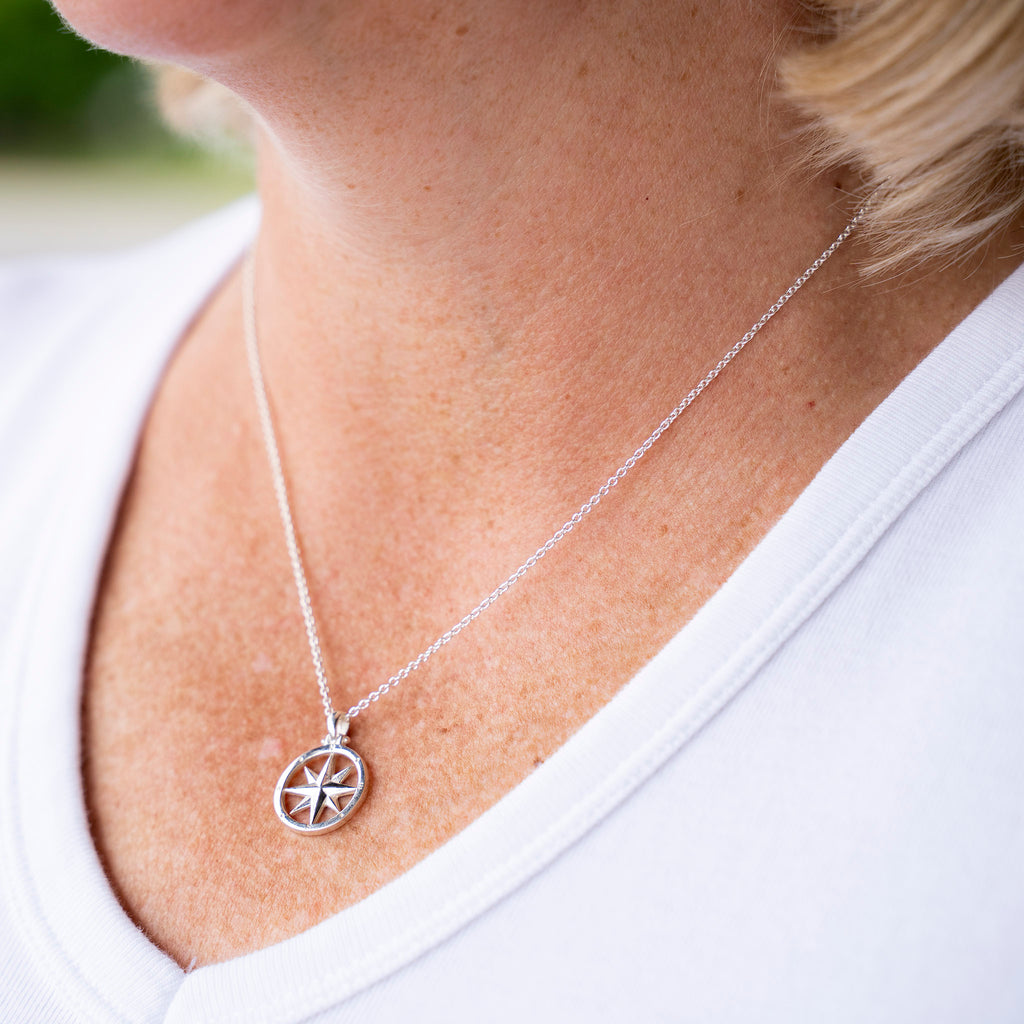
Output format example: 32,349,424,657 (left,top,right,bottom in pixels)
243,203,866,730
